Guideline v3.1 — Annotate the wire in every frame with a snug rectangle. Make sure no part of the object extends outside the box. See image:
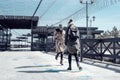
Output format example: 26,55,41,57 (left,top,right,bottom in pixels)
51,7,85,26
39,0,56,19
51,0,120,26
31,0,43,19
